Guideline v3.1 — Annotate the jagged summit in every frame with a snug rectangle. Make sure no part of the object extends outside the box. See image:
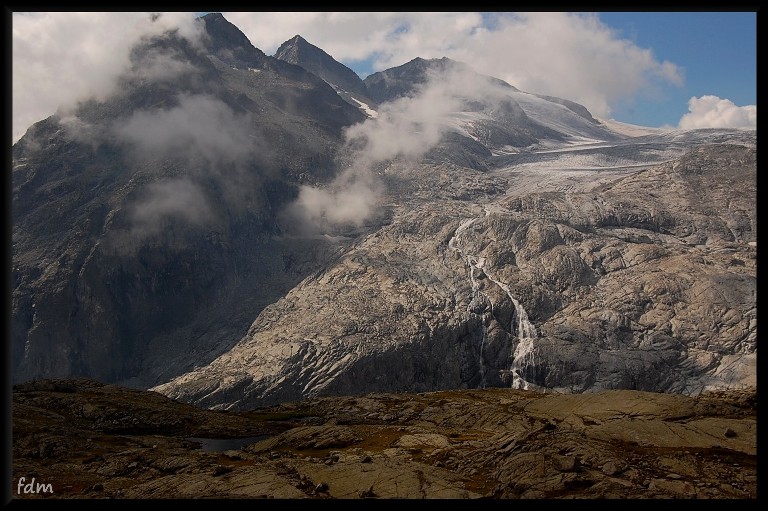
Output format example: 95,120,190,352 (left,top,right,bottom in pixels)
12,13,756,410
274,33,369,98
198,12,269,69
283,34,309,46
